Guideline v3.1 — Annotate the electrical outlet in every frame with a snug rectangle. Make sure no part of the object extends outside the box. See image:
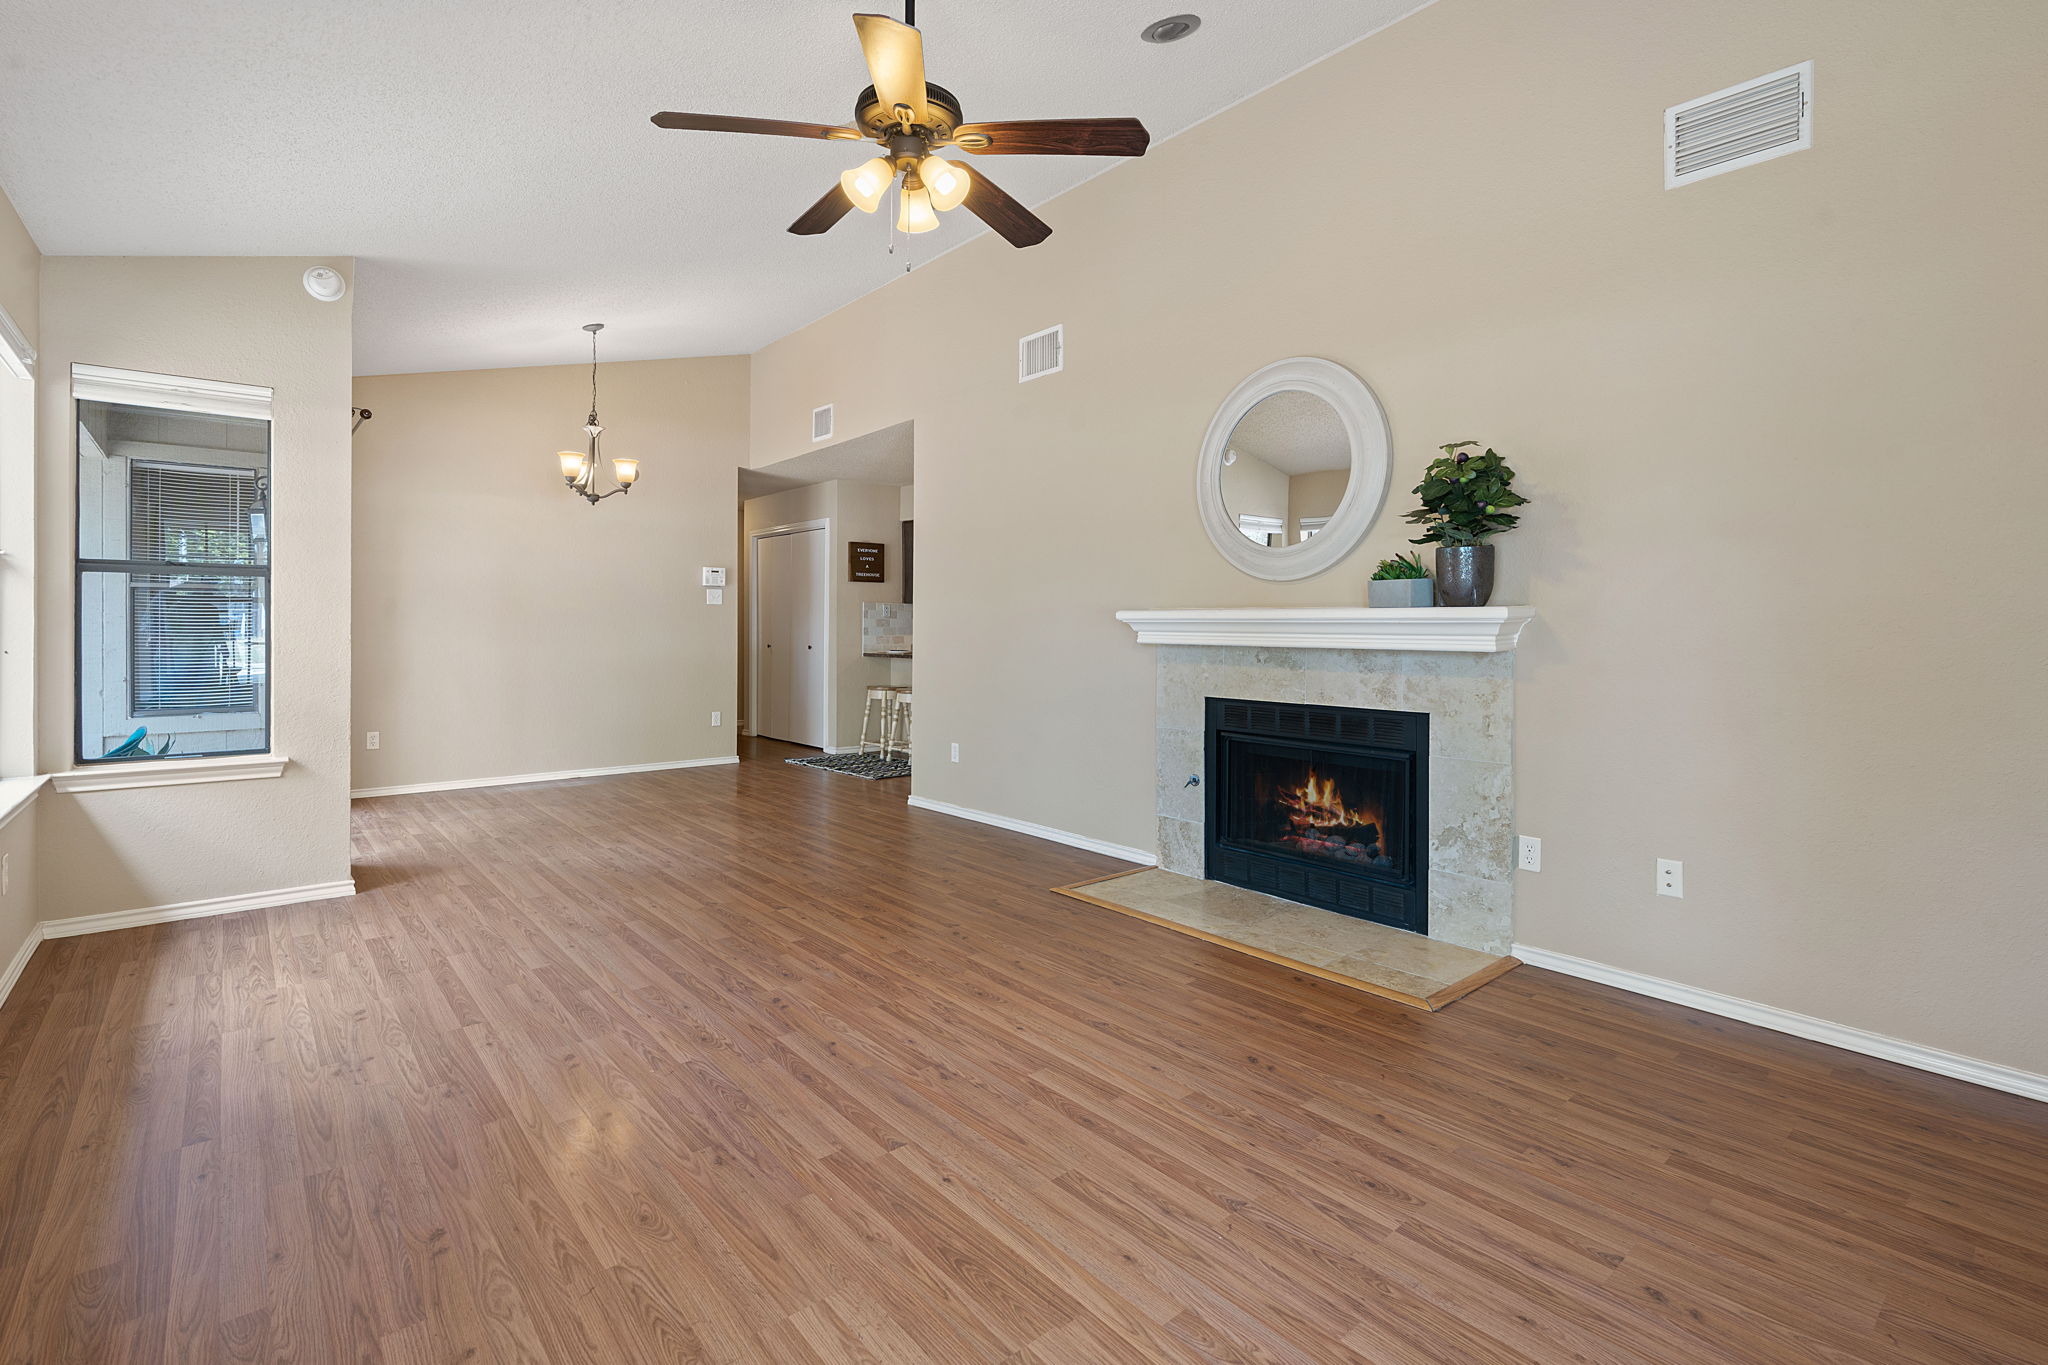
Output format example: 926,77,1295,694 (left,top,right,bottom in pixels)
365,731,380,750
1517,836,1542,872
1657,858,1683,898
710,711,722,727
950,742,961,763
